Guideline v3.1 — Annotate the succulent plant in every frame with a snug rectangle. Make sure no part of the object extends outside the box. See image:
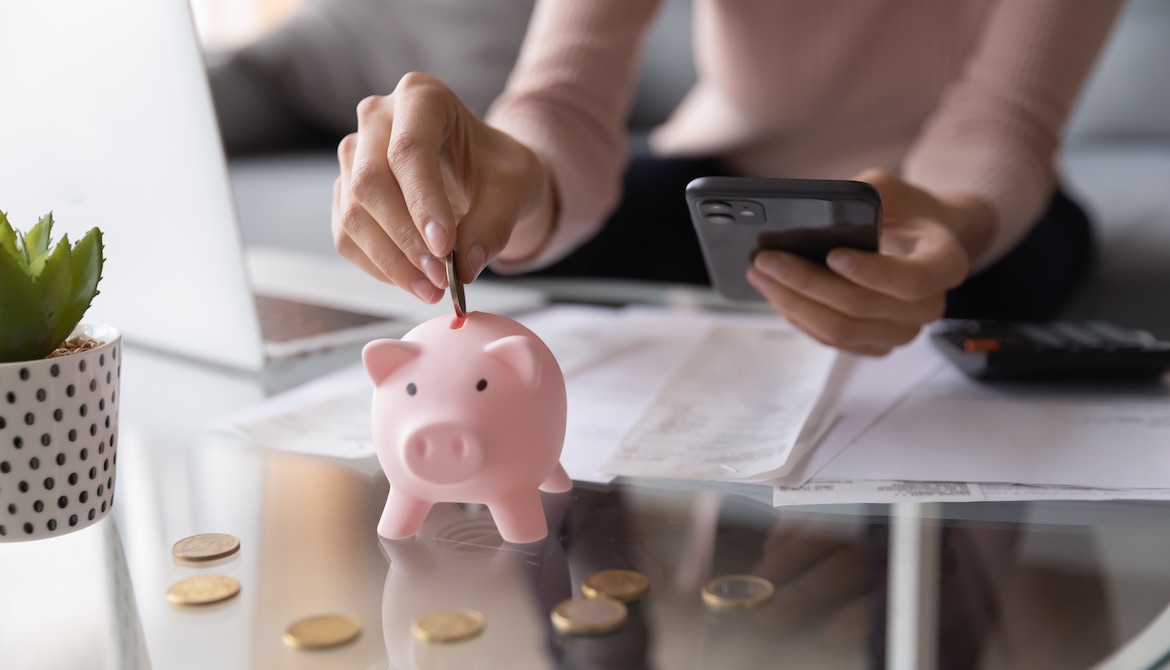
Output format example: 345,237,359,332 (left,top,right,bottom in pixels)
0,211,104,363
